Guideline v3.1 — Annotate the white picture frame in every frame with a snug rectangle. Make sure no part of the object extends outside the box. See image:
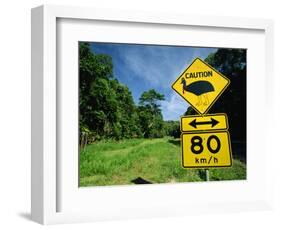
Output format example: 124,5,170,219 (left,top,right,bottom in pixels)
31,5,274,225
